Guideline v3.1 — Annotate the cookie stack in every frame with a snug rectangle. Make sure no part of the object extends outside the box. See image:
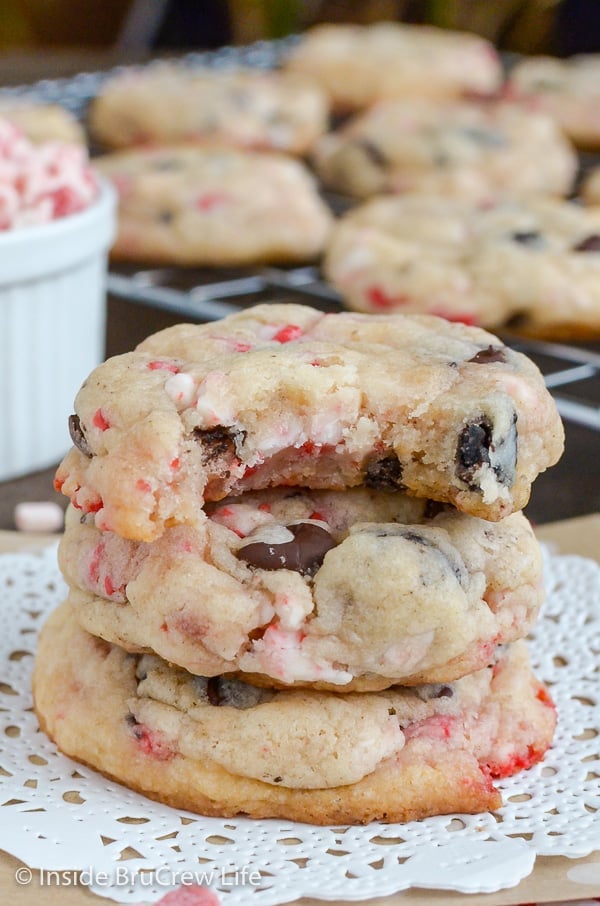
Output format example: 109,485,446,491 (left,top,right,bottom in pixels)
34,303,563,824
